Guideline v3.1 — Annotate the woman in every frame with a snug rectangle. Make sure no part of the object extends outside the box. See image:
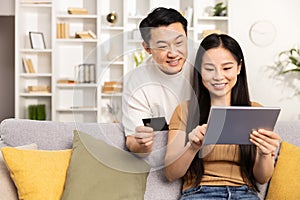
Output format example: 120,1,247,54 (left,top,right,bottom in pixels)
164,33,280,199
